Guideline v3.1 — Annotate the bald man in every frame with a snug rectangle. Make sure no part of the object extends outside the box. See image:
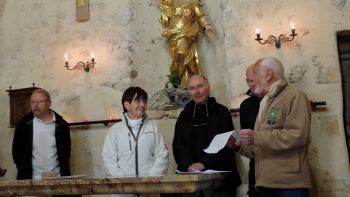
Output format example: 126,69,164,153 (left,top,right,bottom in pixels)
173,75,241,197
